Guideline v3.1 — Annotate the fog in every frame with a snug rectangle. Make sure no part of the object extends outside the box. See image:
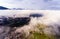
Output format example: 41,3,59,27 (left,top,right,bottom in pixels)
0,10,60,39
